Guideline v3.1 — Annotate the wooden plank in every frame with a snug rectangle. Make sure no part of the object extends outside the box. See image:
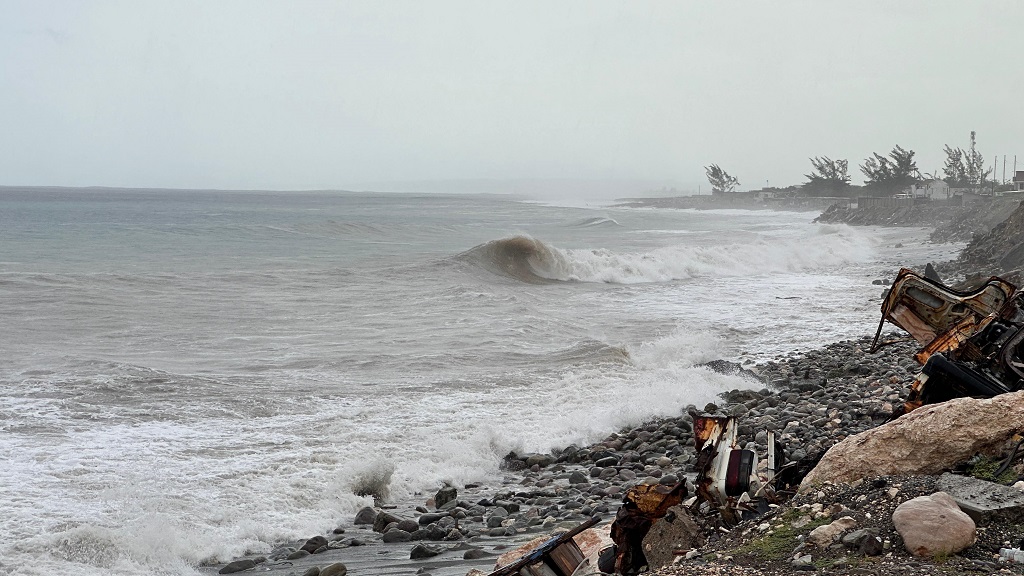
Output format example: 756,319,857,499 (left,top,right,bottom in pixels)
487,516,601,576
547,541,584,575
